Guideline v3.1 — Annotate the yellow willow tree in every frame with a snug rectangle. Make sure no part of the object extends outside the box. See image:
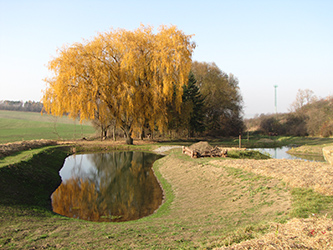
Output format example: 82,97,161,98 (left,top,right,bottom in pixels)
43,25,195,144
